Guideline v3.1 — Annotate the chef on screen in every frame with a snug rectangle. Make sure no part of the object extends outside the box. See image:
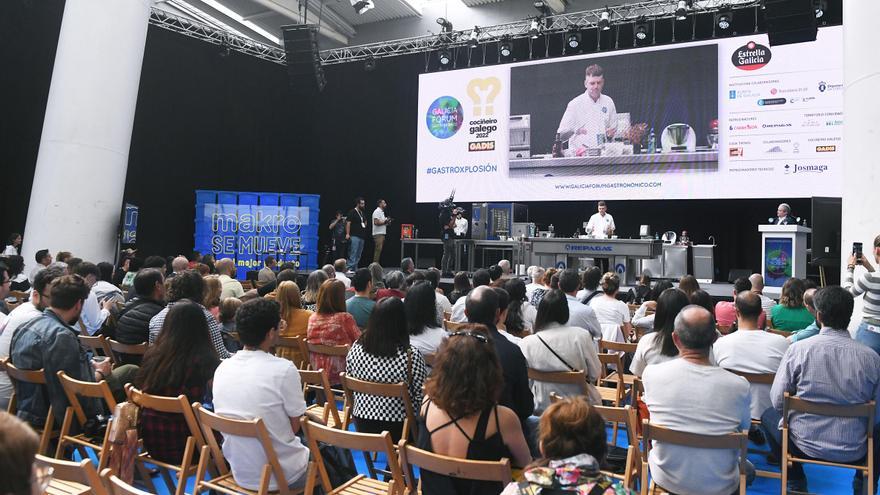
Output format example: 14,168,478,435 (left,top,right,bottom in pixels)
556,64,618,157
